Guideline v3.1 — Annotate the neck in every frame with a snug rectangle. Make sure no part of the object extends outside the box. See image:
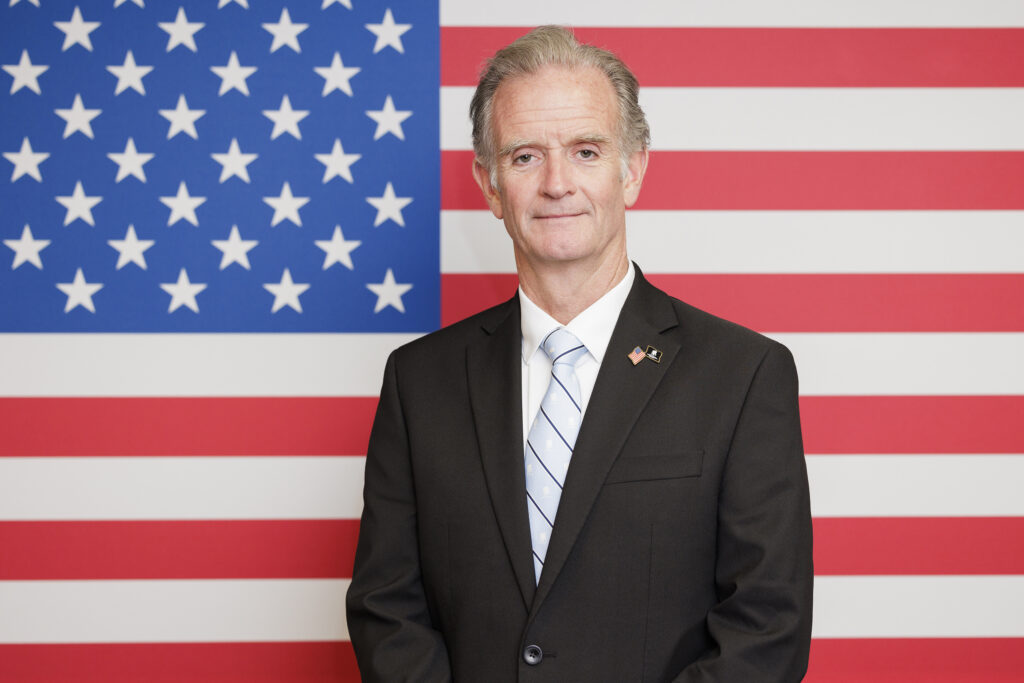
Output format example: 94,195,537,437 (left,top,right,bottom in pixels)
517,252,630,324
